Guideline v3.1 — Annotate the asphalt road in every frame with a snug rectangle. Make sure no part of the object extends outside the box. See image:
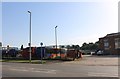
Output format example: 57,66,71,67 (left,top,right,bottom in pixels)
2,55,119,77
